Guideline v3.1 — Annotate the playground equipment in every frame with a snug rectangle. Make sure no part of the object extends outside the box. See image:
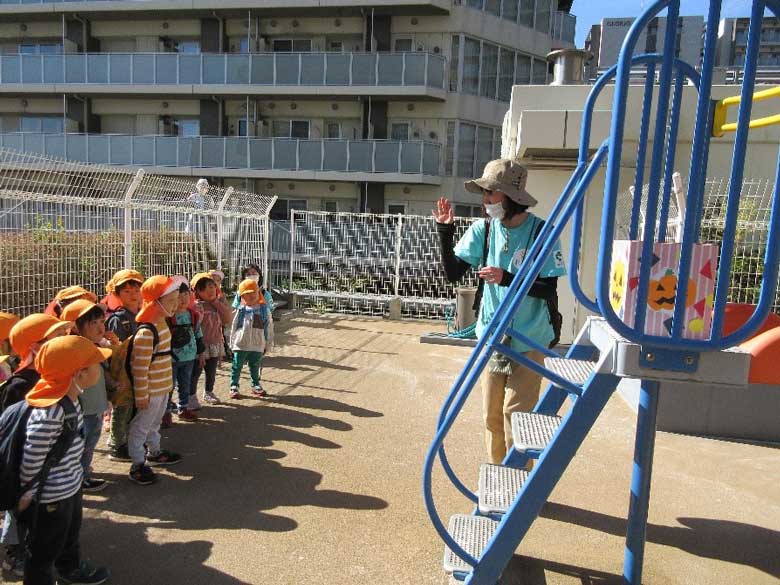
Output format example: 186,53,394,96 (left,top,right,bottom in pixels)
422,1,780,583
